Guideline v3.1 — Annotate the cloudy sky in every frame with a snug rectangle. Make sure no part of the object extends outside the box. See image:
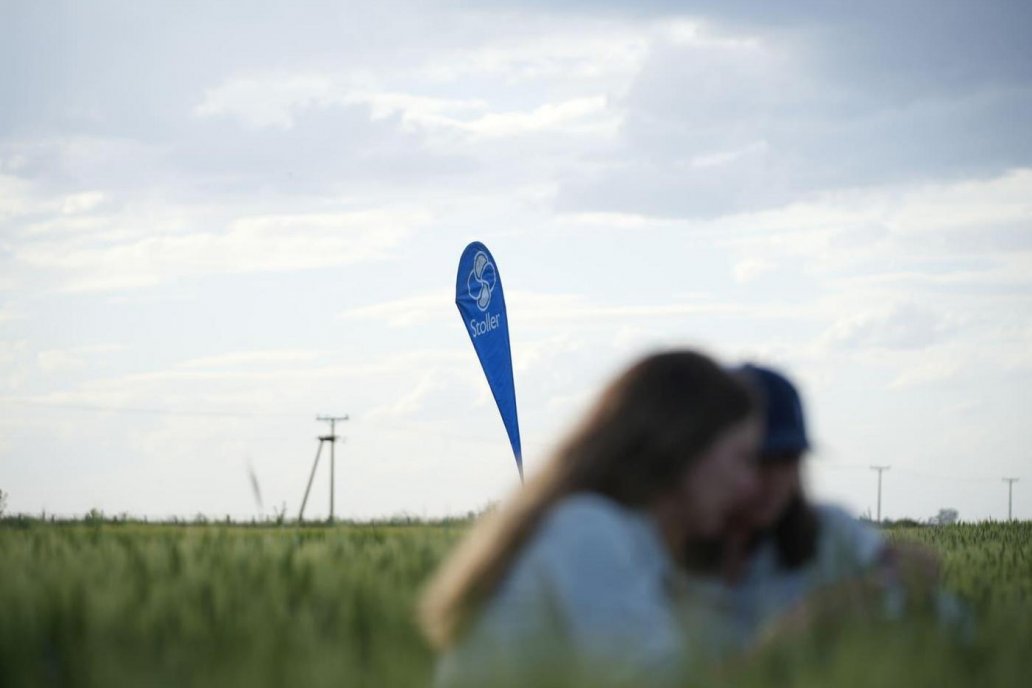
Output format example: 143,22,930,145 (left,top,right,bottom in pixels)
1,0,1029,522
